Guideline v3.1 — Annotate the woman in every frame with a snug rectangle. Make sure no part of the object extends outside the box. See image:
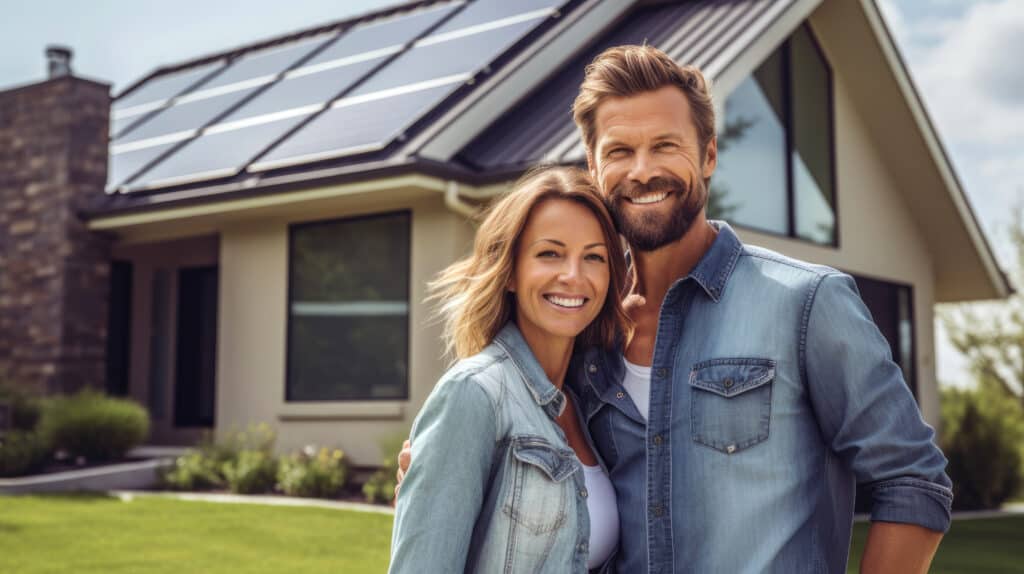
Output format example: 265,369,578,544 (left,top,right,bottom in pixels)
389,167,632,573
